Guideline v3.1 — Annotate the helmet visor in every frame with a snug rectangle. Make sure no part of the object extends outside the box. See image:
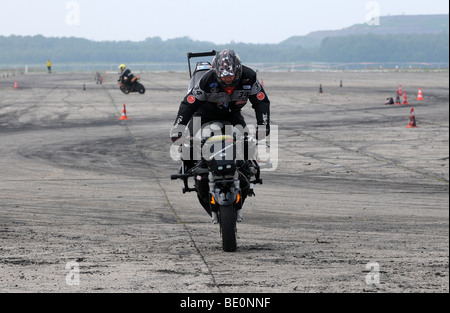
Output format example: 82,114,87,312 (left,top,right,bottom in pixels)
218,65,235,78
